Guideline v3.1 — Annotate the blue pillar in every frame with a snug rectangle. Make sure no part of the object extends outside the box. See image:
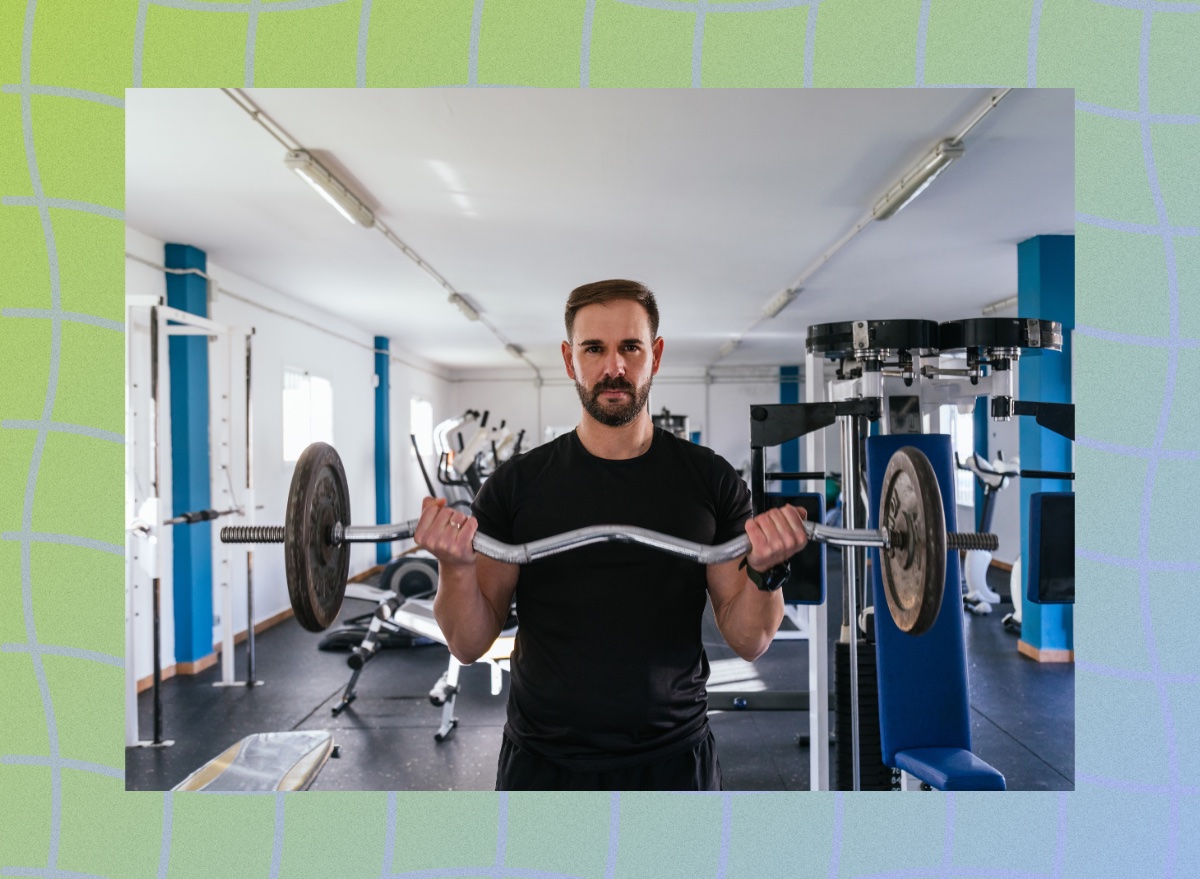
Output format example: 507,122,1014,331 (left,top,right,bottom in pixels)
375,336,392,565
780,366,800,496
165,243,212,665
1017,235,1074,659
